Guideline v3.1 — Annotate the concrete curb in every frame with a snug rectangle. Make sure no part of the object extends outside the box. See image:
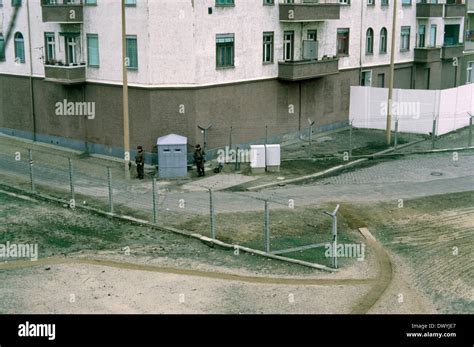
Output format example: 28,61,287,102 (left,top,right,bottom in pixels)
0,186,336,273
247,139,426,191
